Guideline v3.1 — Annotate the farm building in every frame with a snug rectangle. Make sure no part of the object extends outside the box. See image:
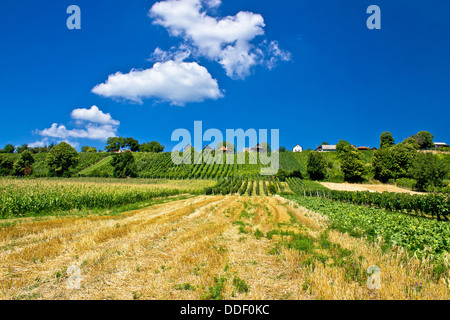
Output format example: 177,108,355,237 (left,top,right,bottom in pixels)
292,145,303,152
357,146,370,150
243,144,266,153
203,145,212,152
217,146,233,154
115,149,131,153
434,142,449,149
315,144,337,152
